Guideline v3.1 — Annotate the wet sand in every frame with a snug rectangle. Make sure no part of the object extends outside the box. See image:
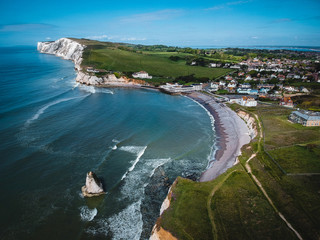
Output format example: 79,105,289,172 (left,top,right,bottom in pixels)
187,92,251,182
